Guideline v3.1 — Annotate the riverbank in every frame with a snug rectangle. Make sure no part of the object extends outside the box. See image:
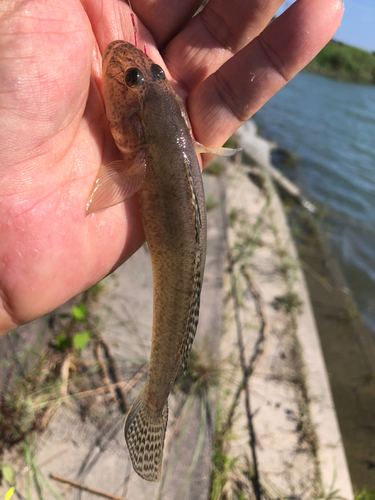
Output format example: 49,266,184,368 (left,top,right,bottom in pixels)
253,70,375,343
305,40,375,85
239,120,375,492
